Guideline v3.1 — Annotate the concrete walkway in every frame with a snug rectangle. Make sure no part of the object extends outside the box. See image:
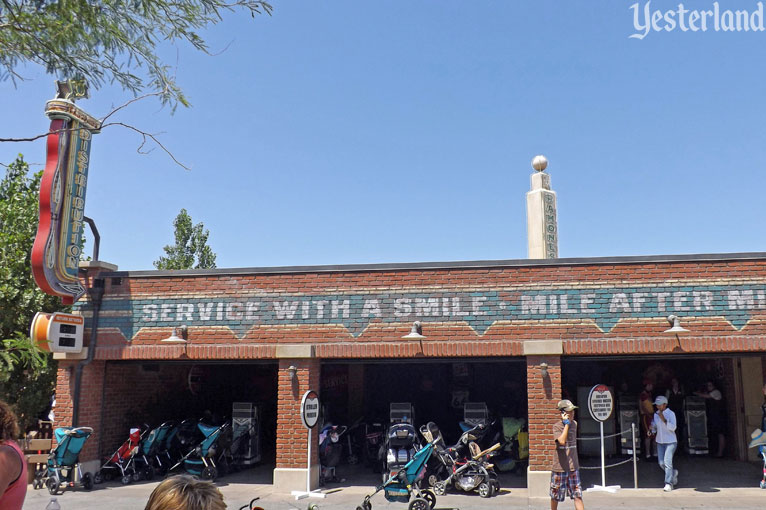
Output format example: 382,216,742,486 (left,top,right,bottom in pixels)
23,457,766,510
